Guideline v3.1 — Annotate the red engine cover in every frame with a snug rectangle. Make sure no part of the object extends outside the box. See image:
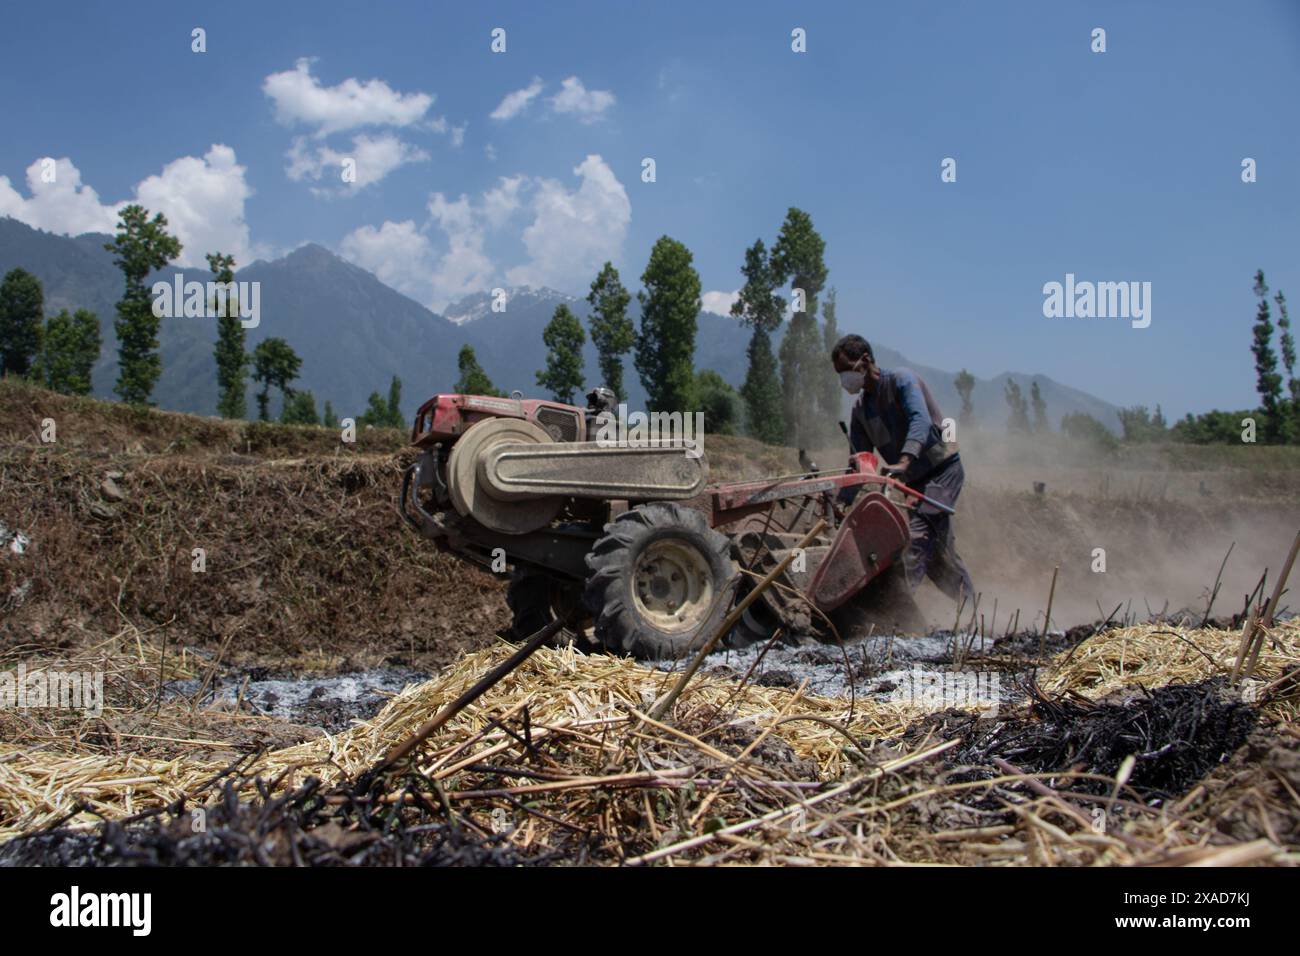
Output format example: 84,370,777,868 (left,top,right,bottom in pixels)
410,394,586,447
806,491,910,612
